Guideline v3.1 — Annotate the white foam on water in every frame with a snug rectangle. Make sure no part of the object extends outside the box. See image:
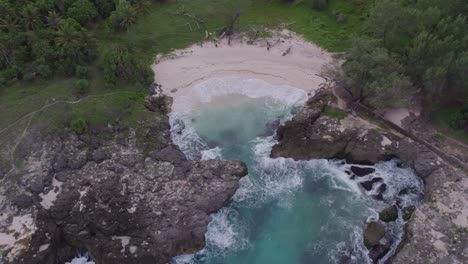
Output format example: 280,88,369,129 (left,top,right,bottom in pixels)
205,208,249,254
200,147,223,160
65,256,94,264
168,78,424,264
231,137,304,208
173,78,307,113
172,254,195,264
169,112,208,160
